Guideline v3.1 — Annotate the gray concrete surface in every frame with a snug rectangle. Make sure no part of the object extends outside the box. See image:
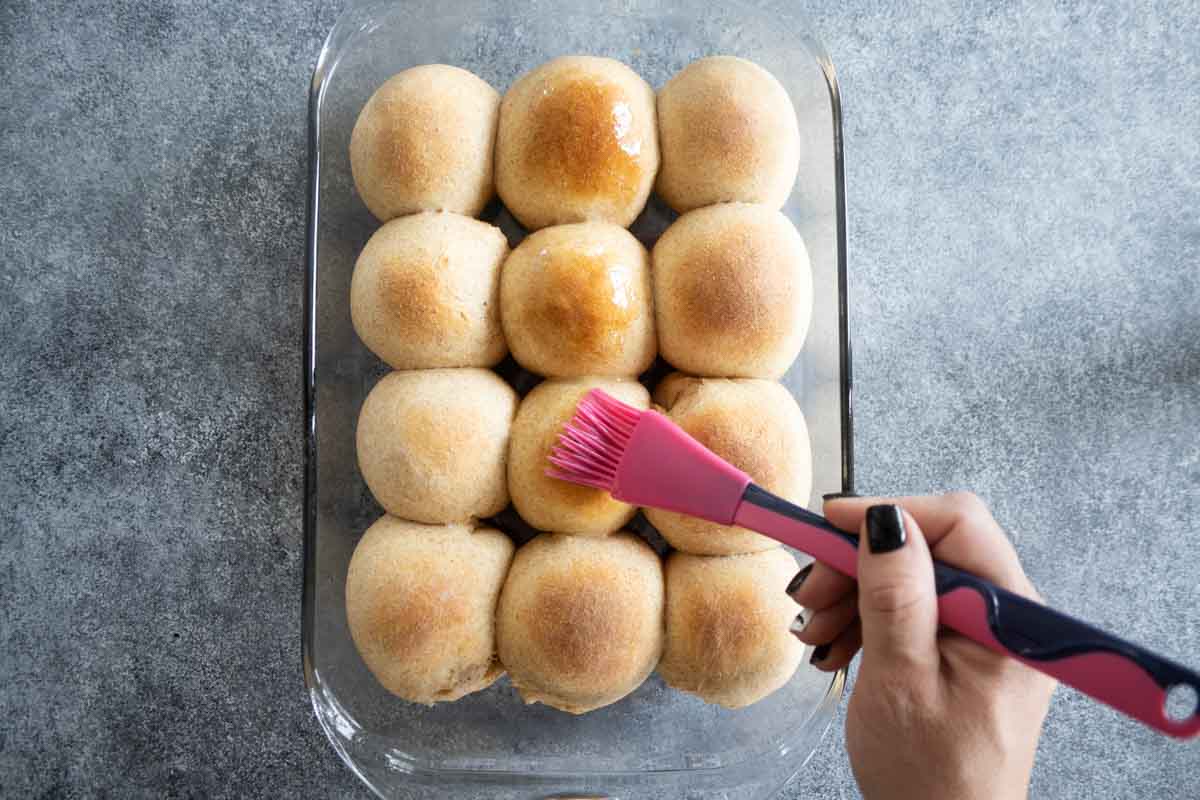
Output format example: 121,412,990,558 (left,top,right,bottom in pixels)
1,0,1198,797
